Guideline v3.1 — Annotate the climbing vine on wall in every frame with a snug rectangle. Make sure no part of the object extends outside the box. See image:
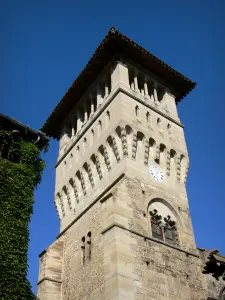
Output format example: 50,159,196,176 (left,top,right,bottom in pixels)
0,129,47,300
